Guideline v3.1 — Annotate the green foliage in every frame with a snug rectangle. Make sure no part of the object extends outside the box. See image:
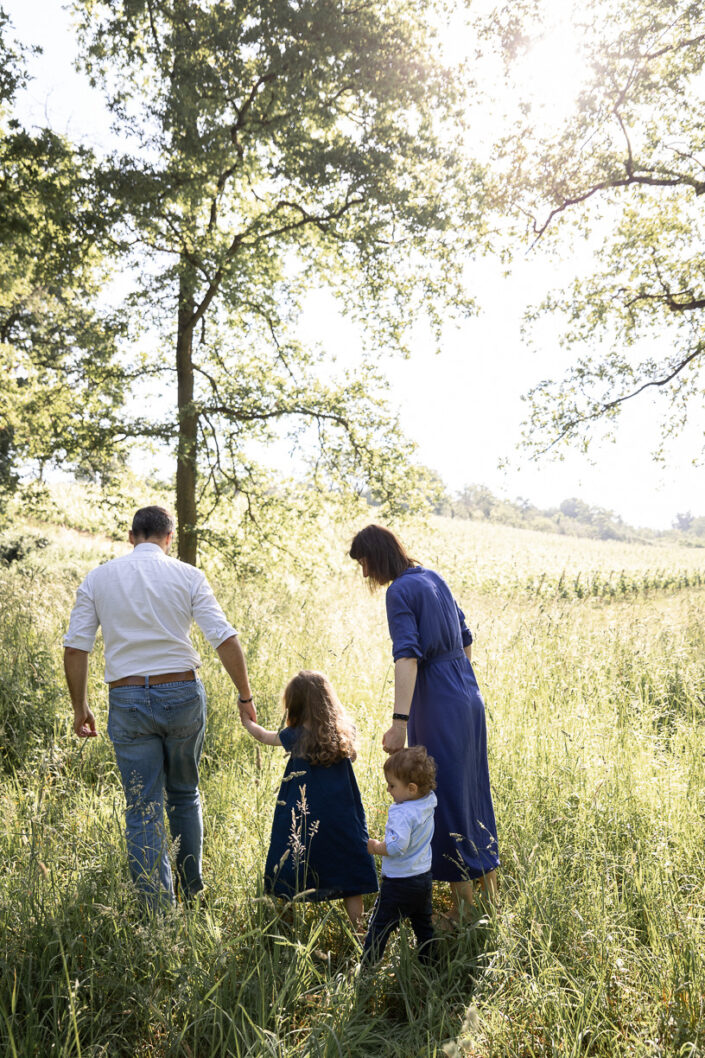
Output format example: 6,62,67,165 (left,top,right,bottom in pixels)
2,502,705,1054
0,8,26,109
483,0,705,457
673,510,705,539
0,569,65,773
0,529,48,565
448,481,705,545
70,0,485,560
0,16,129,502
17,476,172,542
